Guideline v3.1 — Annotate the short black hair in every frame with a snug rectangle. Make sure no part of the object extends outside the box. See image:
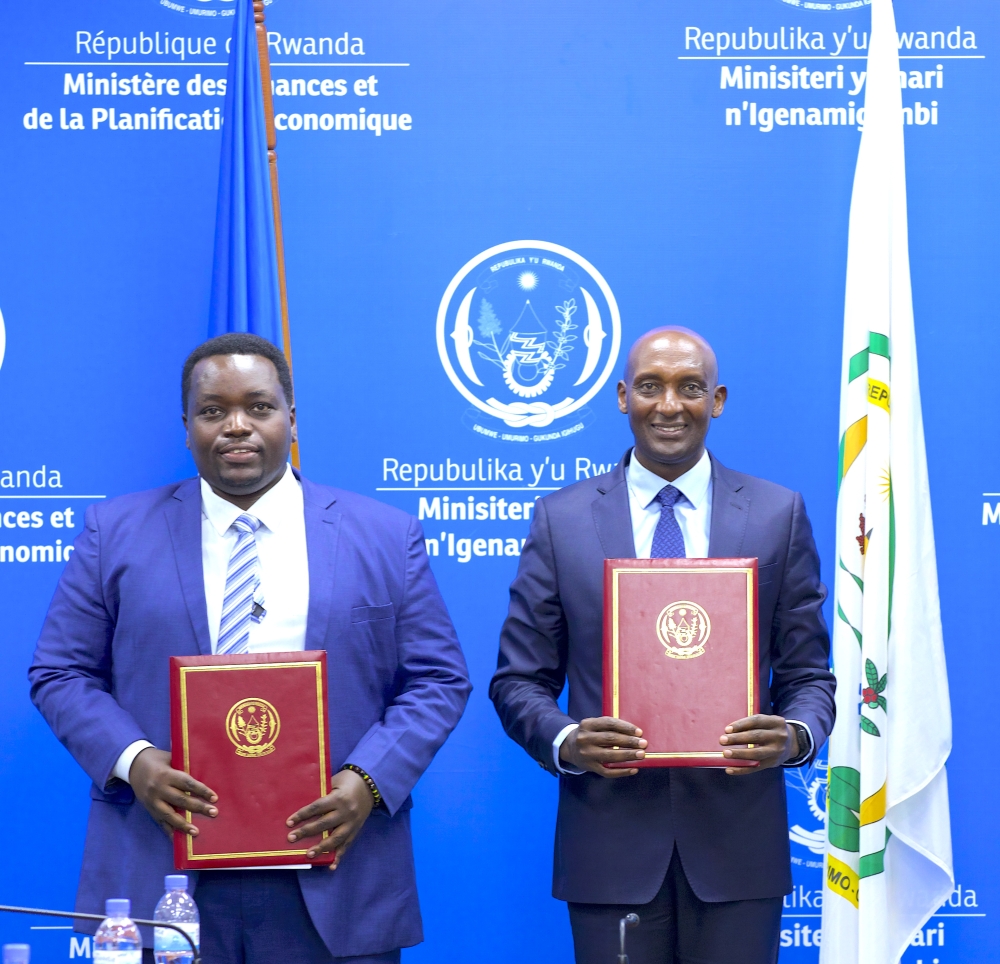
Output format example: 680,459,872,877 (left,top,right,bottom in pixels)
181,333,294,411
